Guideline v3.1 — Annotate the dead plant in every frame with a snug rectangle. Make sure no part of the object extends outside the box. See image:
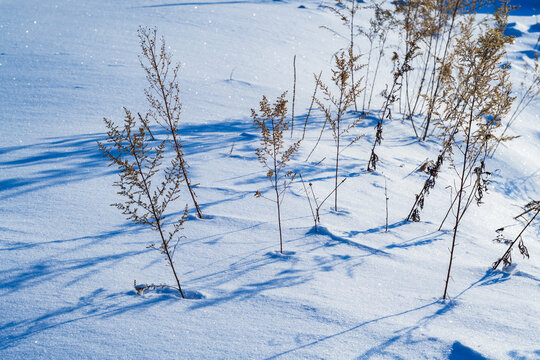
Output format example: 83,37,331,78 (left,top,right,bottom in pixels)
252,93,301,253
